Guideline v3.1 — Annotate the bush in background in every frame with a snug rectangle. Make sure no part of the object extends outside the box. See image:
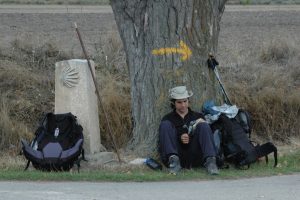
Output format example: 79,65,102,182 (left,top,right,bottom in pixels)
221,37,300,142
